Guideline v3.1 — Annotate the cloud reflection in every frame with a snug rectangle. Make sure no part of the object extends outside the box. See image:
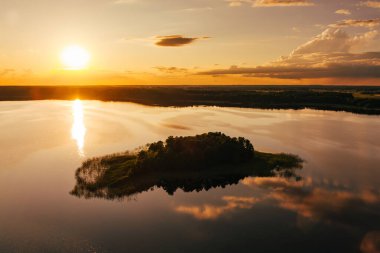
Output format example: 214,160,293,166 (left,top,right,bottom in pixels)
360,231,380,253
176,176,380,228
243,177,380,226
175,196,258,220
71,99,86,156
